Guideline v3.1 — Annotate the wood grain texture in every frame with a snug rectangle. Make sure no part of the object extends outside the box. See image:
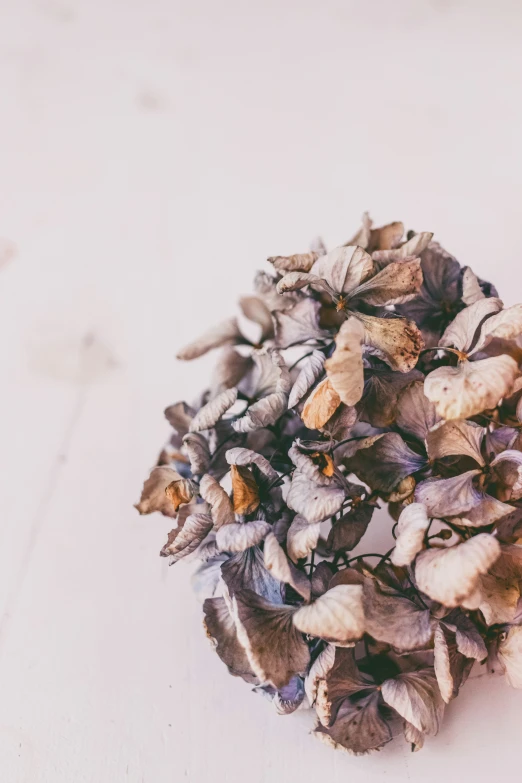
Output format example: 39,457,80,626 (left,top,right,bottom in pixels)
0,0,522,780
